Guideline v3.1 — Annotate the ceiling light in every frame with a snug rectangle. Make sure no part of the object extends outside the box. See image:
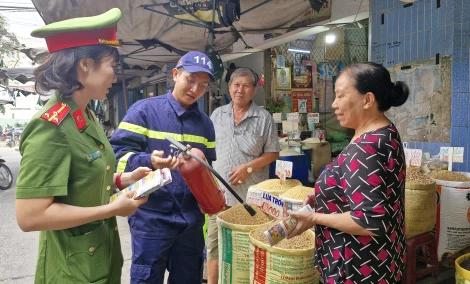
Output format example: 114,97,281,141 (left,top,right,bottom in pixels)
325,35,336,44
287,48,311,54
